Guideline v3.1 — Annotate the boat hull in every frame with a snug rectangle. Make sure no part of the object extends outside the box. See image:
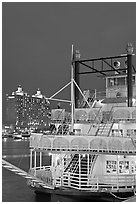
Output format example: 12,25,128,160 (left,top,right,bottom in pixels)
28,183,135,202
